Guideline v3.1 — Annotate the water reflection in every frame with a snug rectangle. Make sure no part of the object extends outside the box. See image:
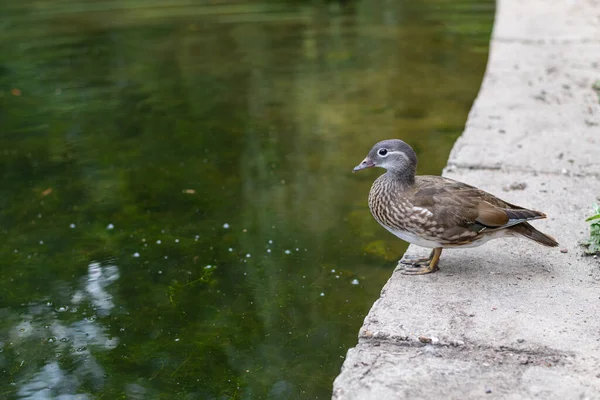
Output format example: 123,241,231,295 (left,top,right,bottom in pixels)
19,362,88,399
0,0,493,398
74,262,120,317
12,262,119,398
